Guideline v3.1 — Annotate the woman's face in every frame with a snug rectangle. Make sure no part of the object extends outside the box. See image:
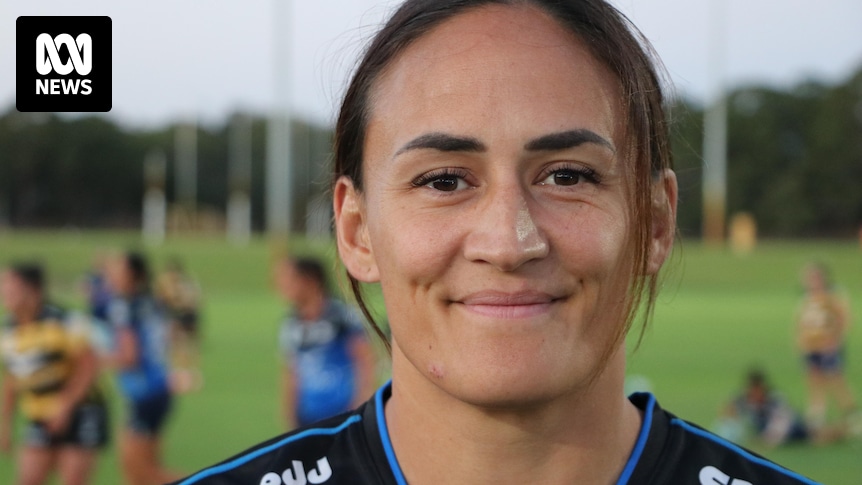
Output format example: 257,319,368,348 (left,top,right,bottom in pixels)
274,262,304,303
336,5,672,406
106,257,134,296
802,265,828,293
0,271,34,313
